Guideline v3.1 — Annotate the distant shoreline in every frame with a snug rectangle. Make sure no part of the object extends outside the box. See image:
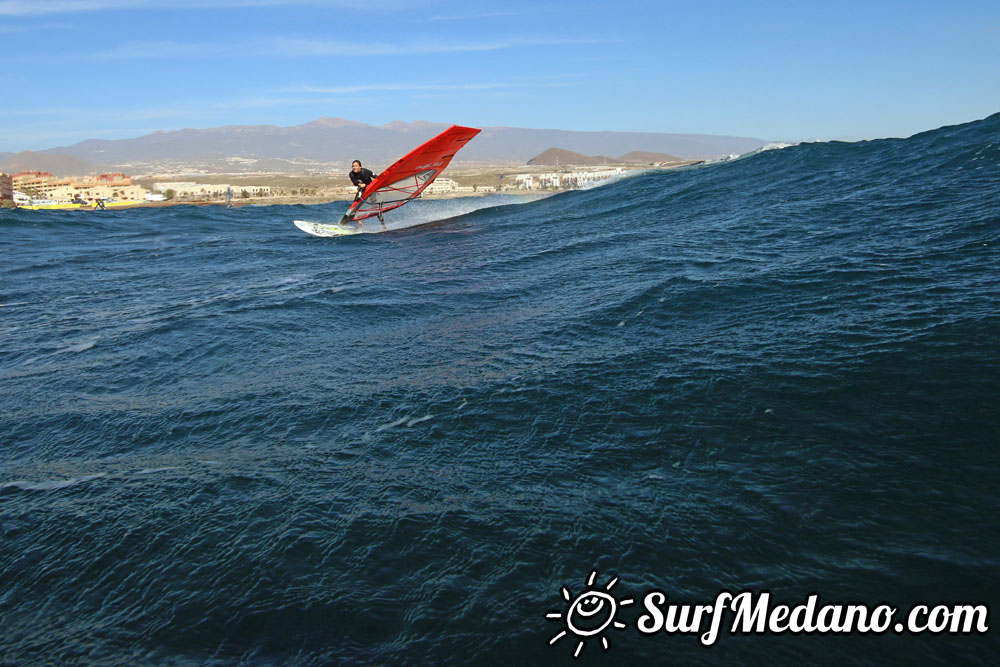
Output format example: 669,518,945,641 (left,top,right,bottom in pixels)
5,189,523,212
6,162,696,211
